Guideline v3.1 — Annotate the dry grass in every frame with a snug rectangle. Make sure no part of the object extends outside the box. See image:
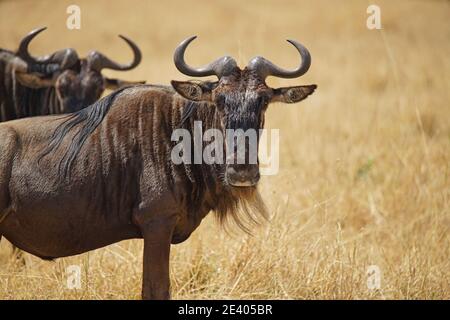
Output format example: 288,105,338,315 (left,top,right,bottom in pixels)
0,0,449,299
